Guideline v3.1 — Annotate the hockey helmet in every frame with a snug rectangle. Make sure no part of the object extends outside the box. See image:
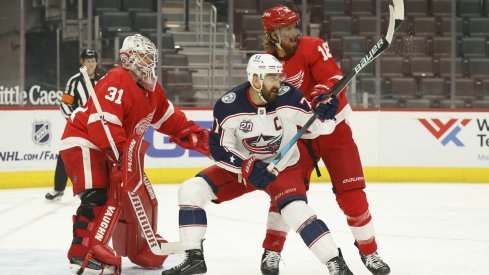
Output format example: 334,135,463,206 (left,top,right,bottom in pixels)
119,34,159,91
246,54,283,83
262,5,299,32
